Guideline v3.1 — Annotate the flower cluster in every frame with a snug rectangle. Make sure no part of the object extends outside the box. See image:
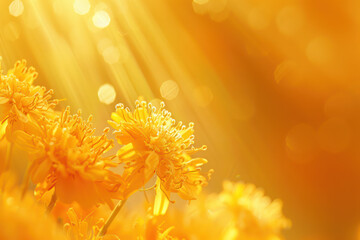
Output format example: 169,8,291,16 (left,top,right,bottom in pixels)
0,59,290,240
